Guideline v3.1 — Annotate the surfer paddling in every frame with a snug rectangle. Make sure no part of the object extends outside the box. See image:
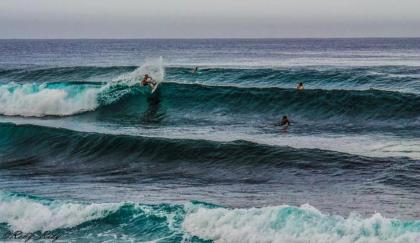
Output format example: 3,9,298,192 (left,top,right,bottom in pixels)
141,74,157,90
